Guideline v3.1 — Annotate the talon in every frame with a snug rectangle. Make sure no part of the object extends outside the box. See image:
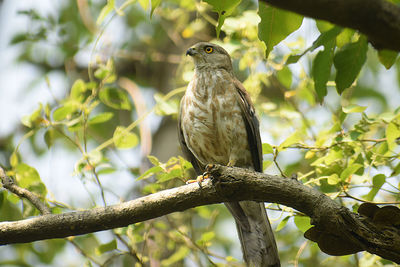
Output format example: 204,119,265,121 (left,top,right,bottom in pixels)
186,164,214,187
